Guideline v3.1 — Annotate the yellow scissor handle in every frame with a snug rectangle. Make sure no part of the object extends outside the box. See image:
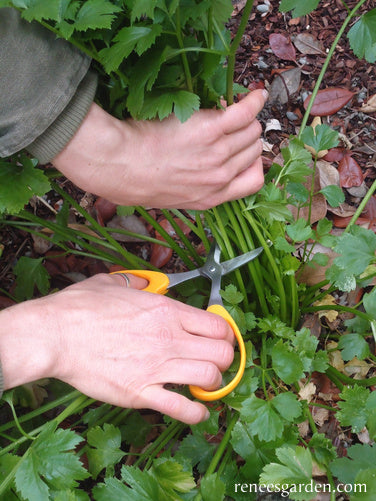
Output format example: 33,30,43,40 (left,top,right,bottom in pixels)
111,271,246,401
189,304,246,401
111,270,170,294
